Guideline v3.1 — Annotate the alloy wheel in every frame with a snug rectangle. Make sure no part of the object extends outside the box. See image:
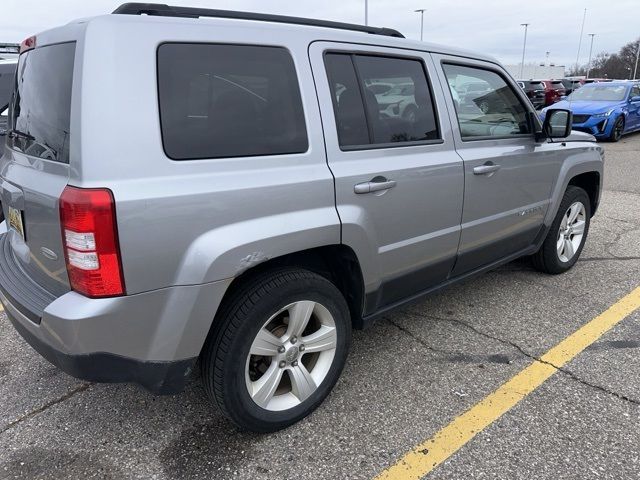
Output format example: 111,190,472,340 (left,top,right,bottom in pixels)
556,201,586,262
245,301,337,411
